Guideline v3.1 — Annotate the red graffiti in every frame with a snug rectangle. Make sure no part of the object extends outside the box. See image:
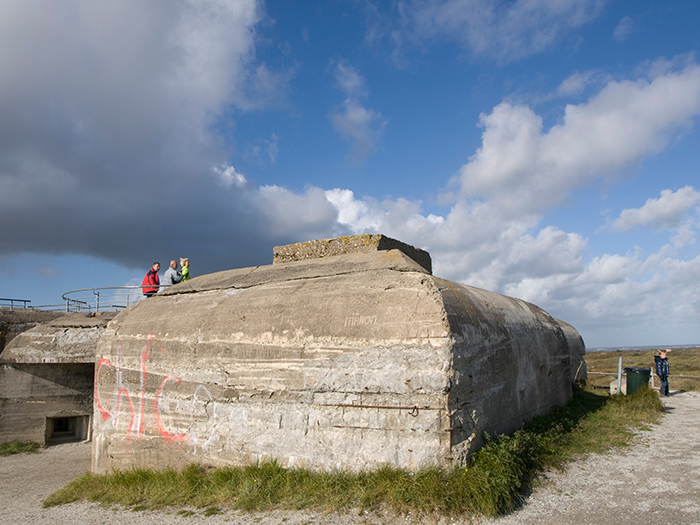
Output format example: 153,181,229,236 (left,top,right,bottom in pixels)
94,346,136,437
95,357,115,422
94,335,184,441
153,376,187,442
